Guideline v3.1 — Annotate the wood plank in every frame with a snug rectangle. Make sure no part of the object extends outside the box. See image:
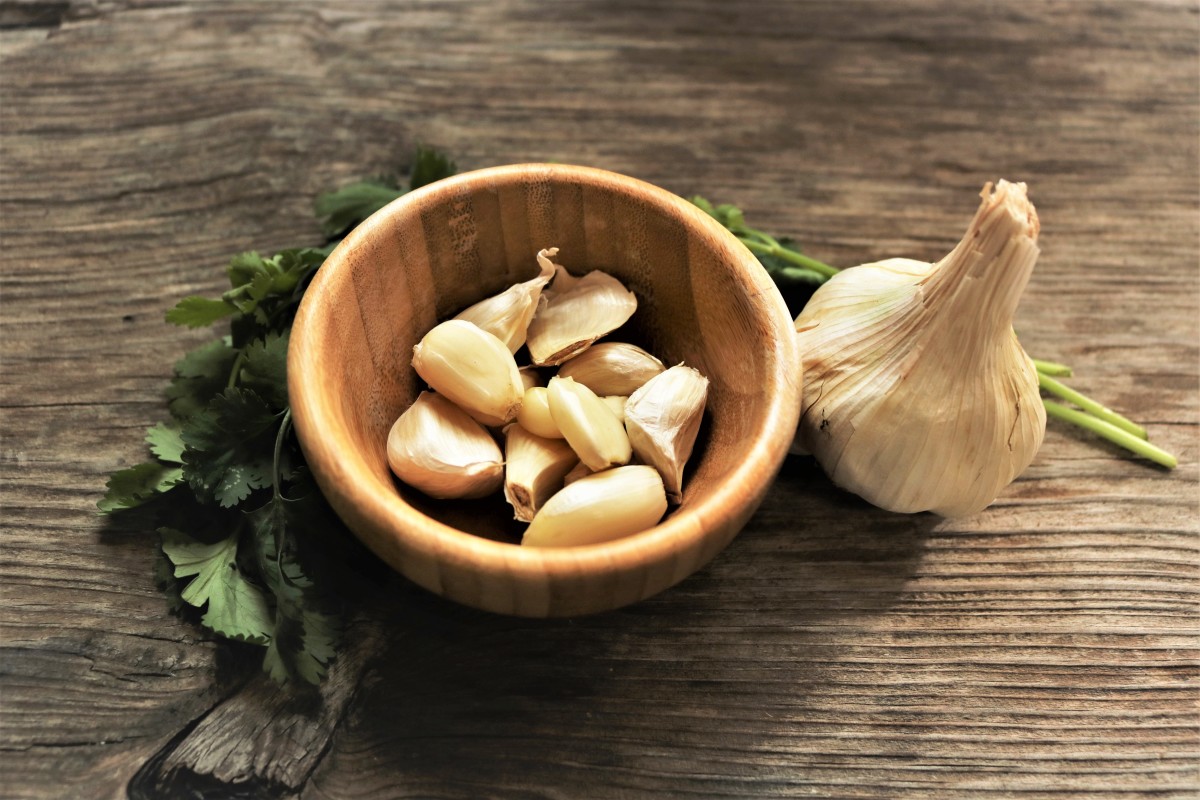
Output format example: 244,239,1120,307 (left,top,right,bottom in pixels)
1,1,1196,797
